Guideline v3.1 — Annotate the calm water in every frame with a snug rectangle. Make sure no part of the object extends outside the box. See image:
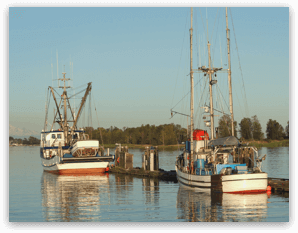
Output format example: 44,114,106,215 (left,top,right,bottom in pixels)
9,146,289,222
